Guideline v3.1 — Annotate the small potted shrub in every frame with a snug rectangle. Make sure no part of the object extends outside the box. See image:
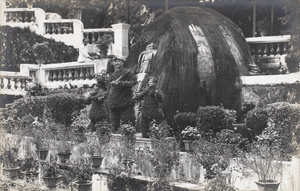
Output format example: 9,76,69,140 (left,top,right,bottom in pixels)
32,121,51,160
57,141,73,164
20,156,39,182
42,162,62,188
86,121,112,168
181,126,201,151
119,123,136,166
239,118,284,191
72,160,93,191
96,33,113,58
1,146,21,179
